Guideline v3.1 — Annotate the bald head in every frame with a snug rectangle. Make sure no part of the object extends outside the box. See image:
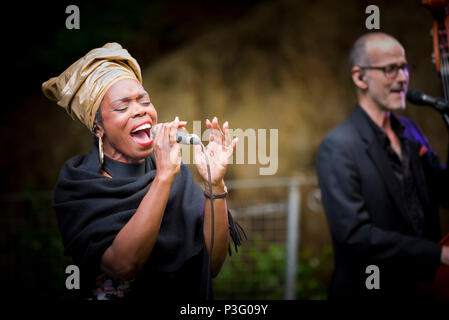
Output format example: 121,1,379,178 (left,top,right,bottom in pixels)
349,32,404,70
349,32,409,114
